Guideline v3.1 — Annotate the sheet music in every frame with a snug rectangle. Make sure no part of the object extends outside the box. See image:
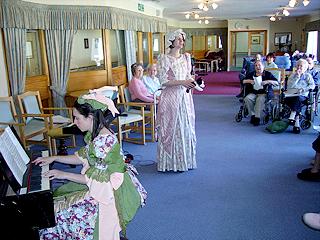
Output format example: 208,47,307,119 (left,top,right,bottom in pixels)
0,127,30,186
253,76,263,90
